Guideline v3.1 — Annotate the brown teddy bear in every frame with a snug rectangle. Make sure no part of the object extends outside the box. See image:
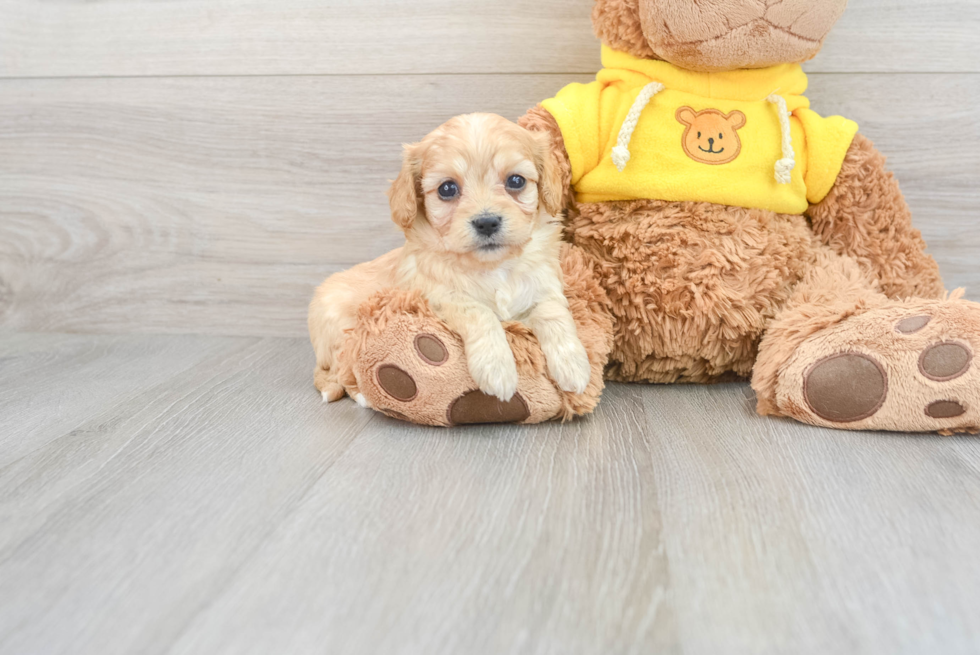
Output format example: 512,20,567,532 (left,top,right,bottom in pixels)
333,0,980,433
